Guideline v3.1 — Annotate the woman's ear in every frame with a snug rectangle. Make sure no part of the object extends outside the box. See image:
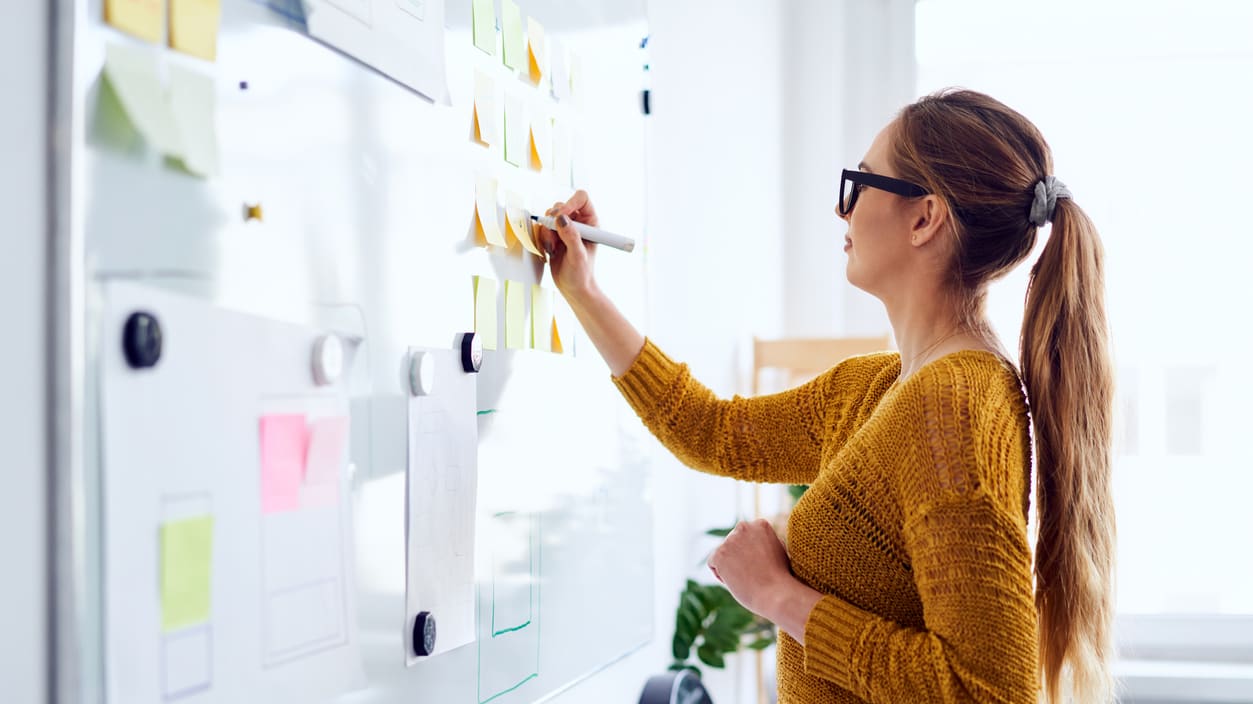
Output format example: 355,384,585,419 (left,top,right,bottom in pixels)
909,195,949,248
